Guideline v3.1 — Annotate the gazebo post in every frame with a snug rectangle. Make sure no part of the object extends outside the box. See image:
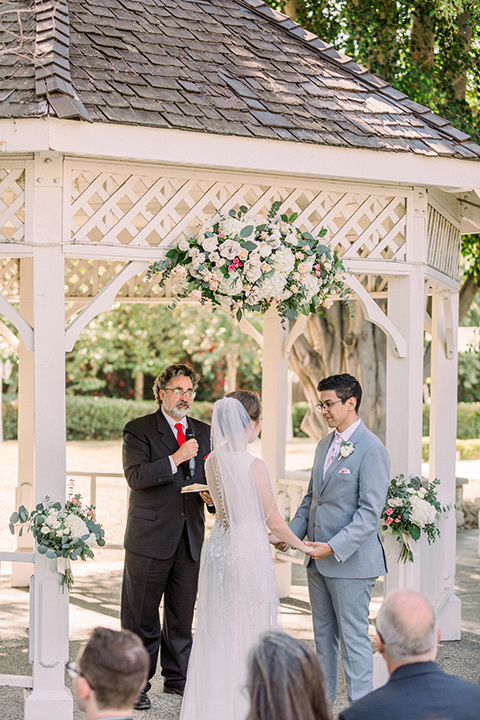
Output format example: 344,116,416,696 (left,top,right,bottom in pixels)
261,305,291,597
11,258,35,587
427,288,461,639
384,269,426,593
24,155,72,720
